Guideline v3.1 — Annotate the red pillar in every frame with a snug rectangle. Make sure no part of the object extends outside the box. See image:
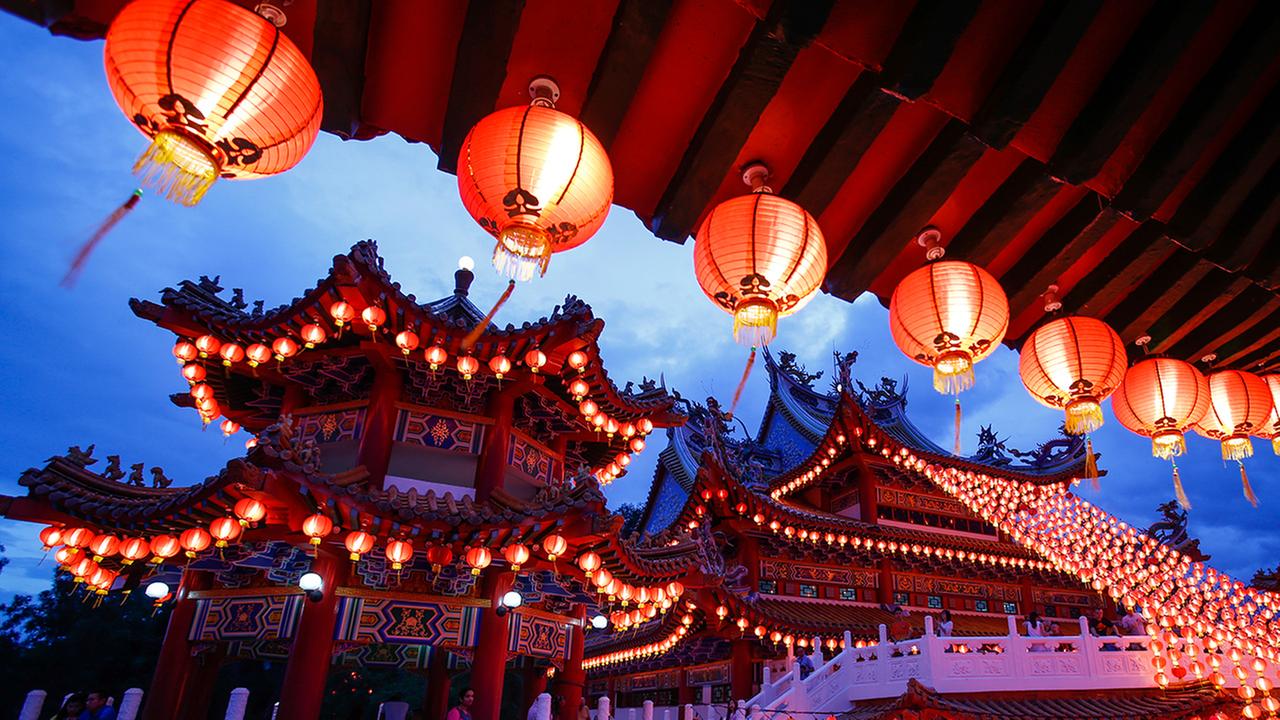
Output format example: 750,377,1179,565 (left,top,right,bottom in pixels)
357,349,401,486
556,605,587,720
141,569,210,720
475,388,516,501
877,557,895,605
277,551,347,720
180,643,227,716
425,649,452,720
523,663,548,711
731,639,754,702
1020,577,1036,615
471,572,515,720
858,459,878,523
